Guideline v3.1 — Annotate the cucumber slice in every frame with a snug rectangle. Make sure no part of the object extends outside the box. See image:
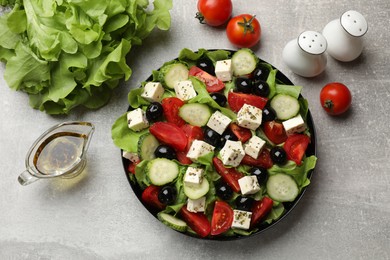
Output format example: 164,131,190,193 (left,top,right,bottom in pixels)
147,158,179,186
163,63,189,89
183,178,209,200
270,94,300,120
179,103,211,127
232,49,258,76
138,133,159,160
266,173,299,202
157,212,187,232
